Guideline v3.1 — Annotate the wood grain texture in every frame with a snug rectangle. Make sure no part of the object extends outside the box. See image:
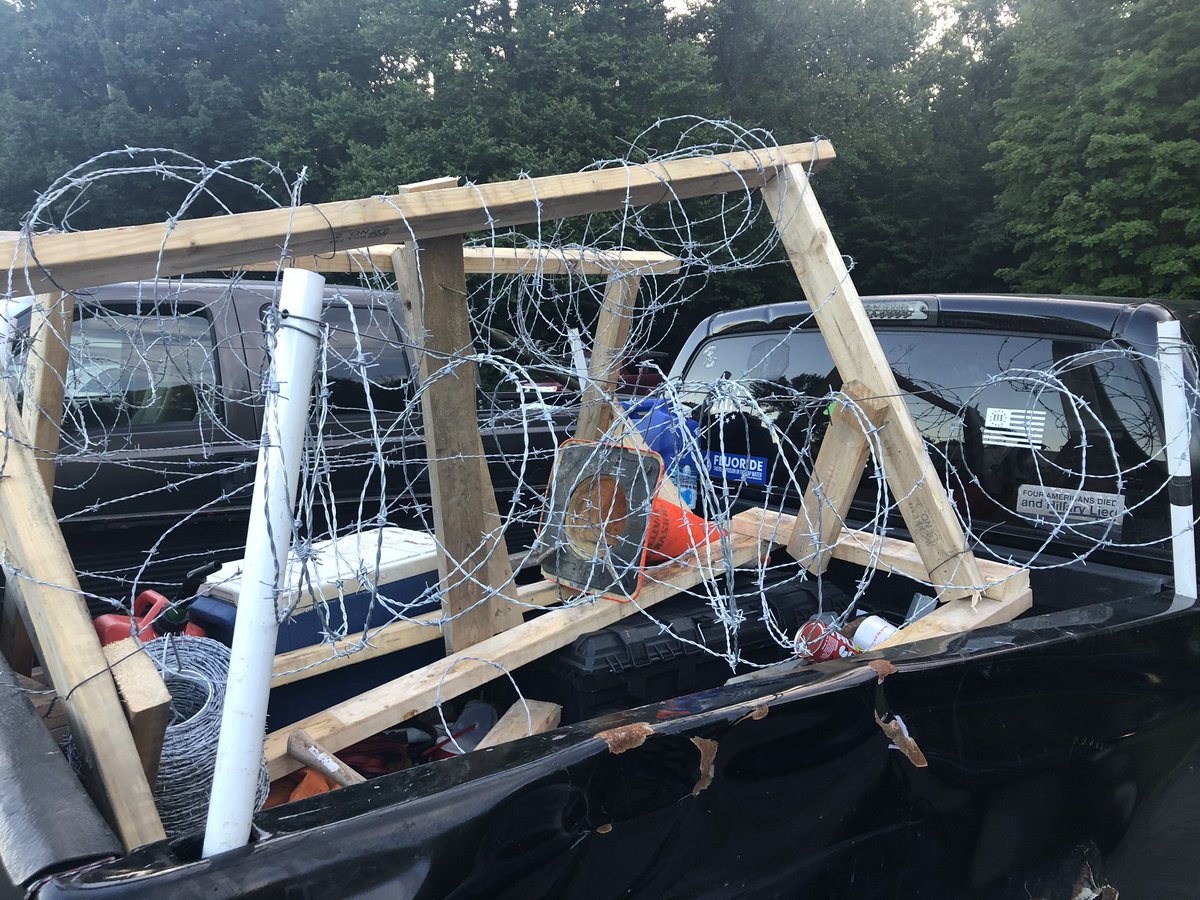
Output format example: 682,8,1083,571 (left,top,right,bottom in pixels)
575,273,640,443
761,164,983,601
731,508,1030,602
264,516,766,779
21,291,75,491
236,245,681,277
476,700,562,750
1,291,77,674
3,142,833,294
787,381,889,573
286,728,366,786
393,241,524,652
271,577,570,686
0,384,165,849
102,639,171,789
